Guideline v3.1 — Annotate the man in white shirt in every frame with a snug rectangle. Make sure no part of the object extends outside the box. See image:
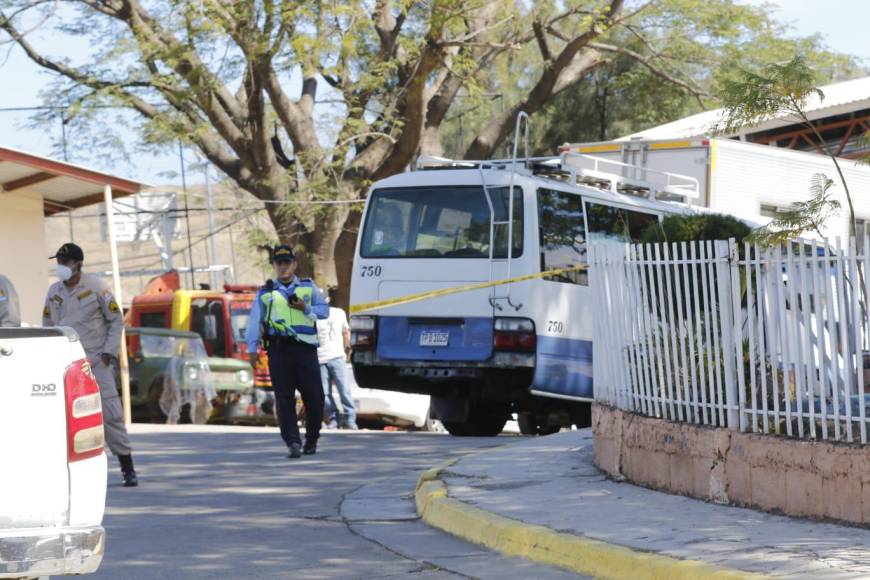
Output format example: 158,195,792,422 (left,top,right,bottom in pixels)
317,288,357,429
